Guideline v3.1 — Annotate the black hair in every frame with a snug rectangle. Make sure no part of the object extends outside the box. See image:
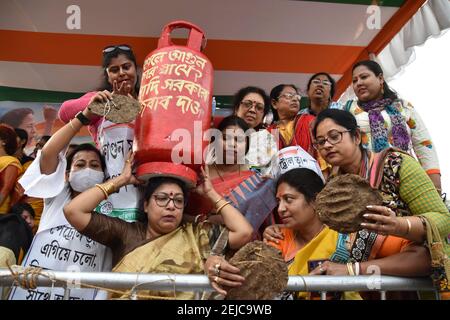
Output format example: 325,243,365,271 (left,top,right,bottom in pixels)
352,60,398,100
269,84,299,122
14,128,28,149
312,109,364,152
217,115,250,155
98,45,140,94
140,176,189,223
307,72,336,100
232,86,270,117
312,109,358,138
0,108,33,128
276,168,324,203
66,143,106,173
143,176,189,203
0,124,18,155
10,202,35,218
